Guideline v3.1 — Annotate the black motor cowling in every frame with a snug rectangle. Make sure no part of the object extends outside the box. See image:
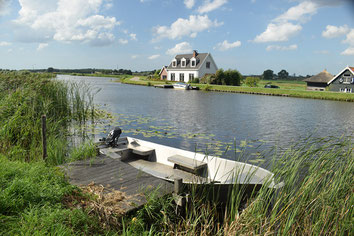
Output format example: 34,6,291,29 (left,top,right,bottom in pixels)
100,127,122,147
